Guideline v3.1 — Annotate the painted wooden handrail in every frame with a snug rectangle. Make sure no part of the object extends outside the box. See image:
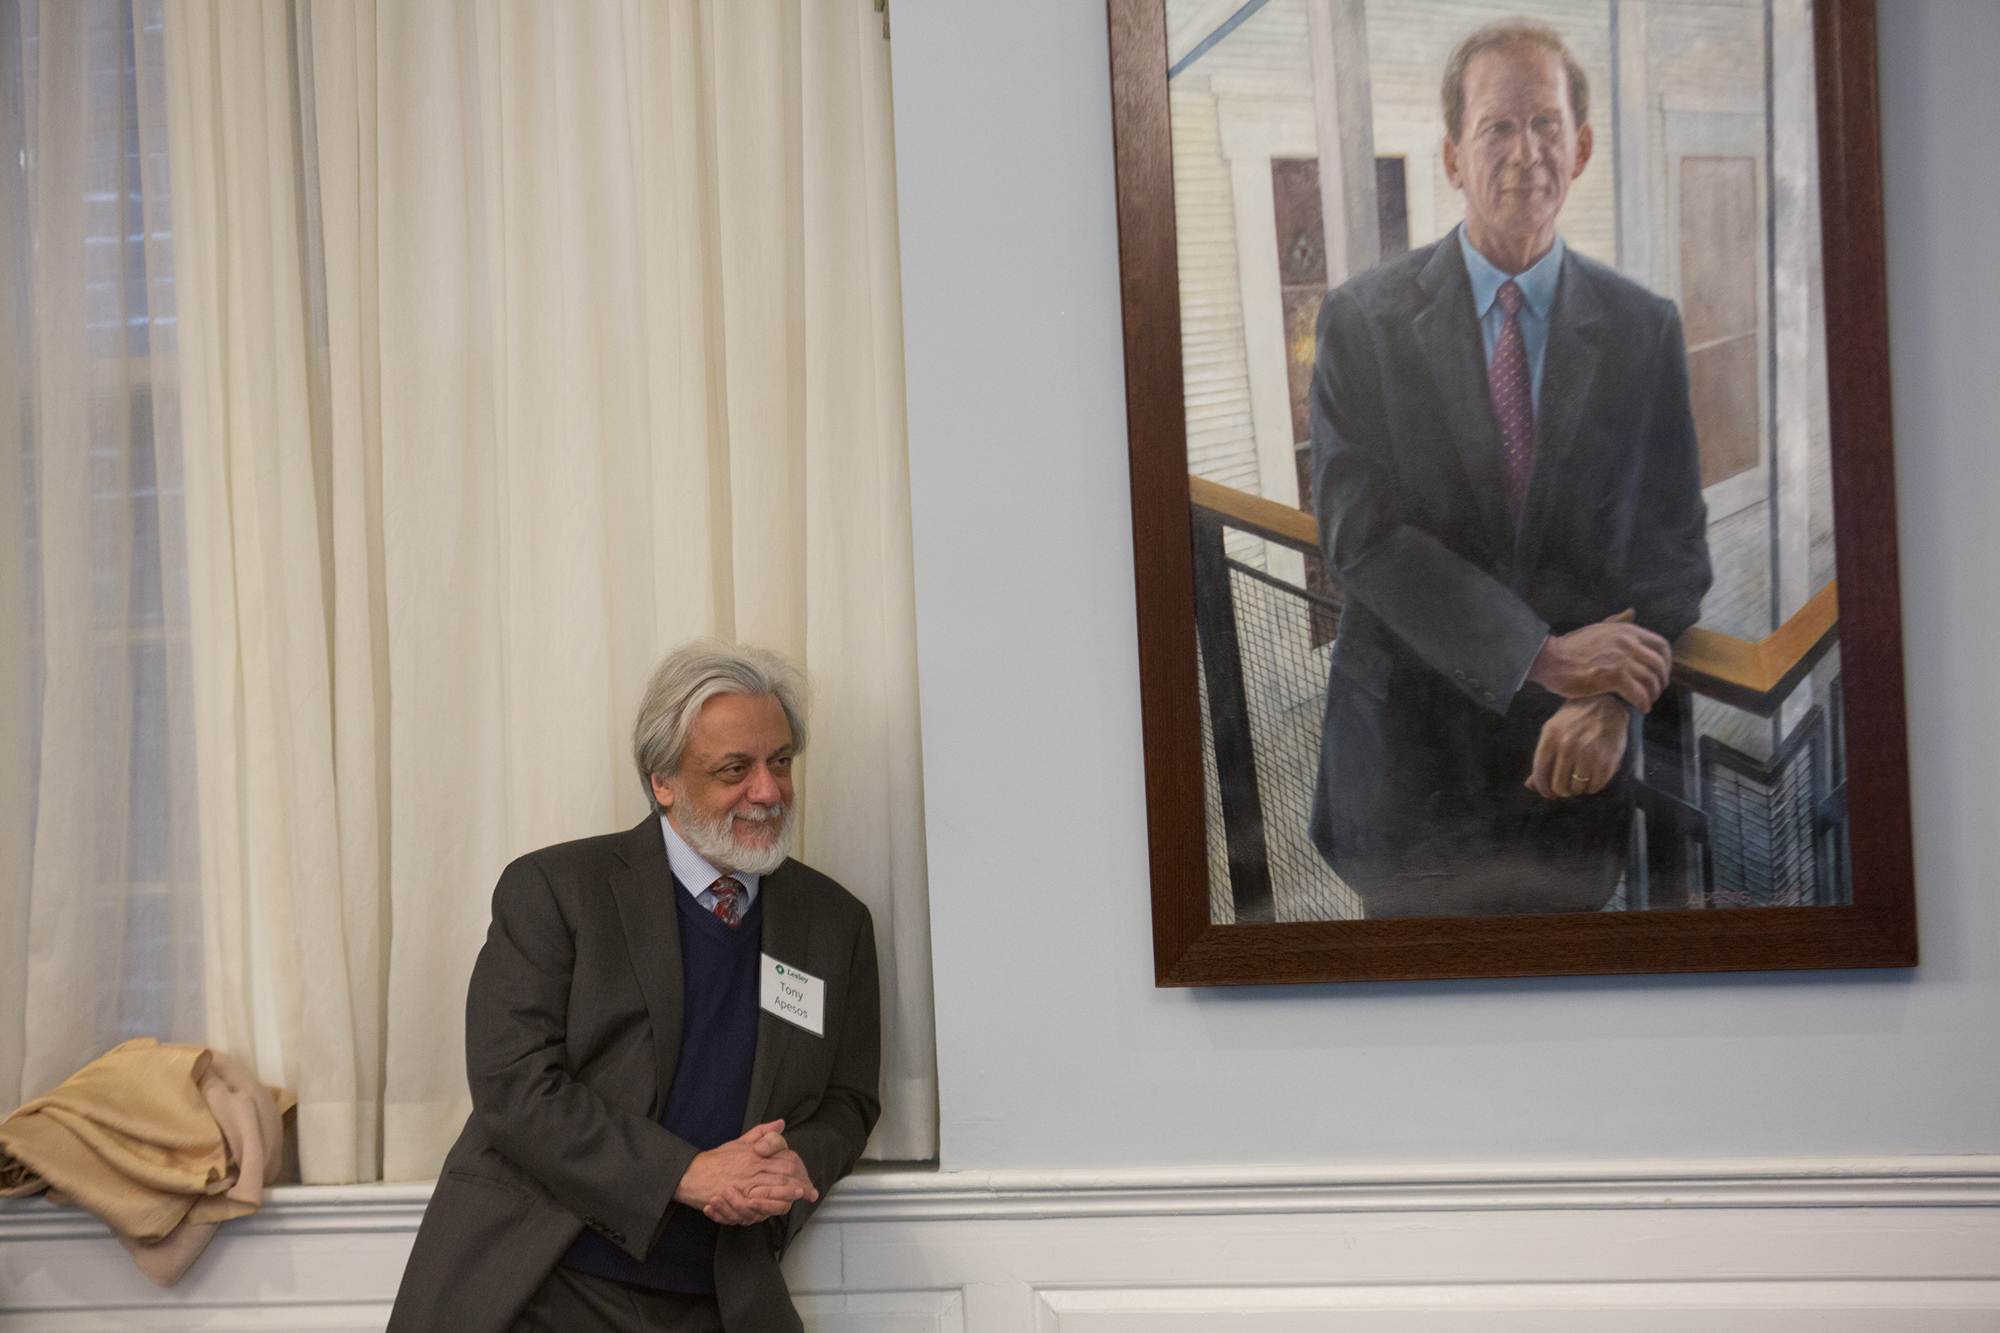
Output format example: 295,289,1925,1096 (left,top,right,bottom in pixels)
1672,581,1839,716
1189,475,1318,552
1188,473,1838,717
